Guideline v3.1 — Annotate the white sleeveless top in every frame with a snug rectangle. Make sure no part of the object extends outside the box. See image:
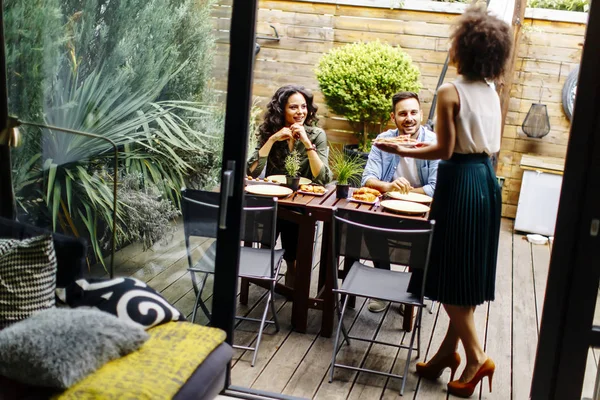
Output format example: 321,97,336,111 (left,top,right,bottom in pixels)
451,76,502,155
